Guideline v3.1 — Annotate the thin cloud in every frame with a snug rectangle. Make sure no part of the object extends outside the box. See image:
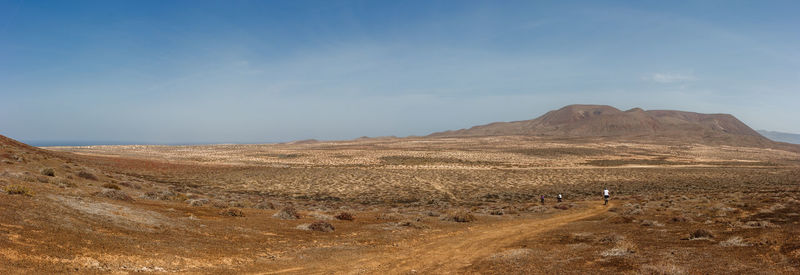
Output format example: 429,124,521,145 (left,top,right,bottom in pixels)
643,73,697,83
